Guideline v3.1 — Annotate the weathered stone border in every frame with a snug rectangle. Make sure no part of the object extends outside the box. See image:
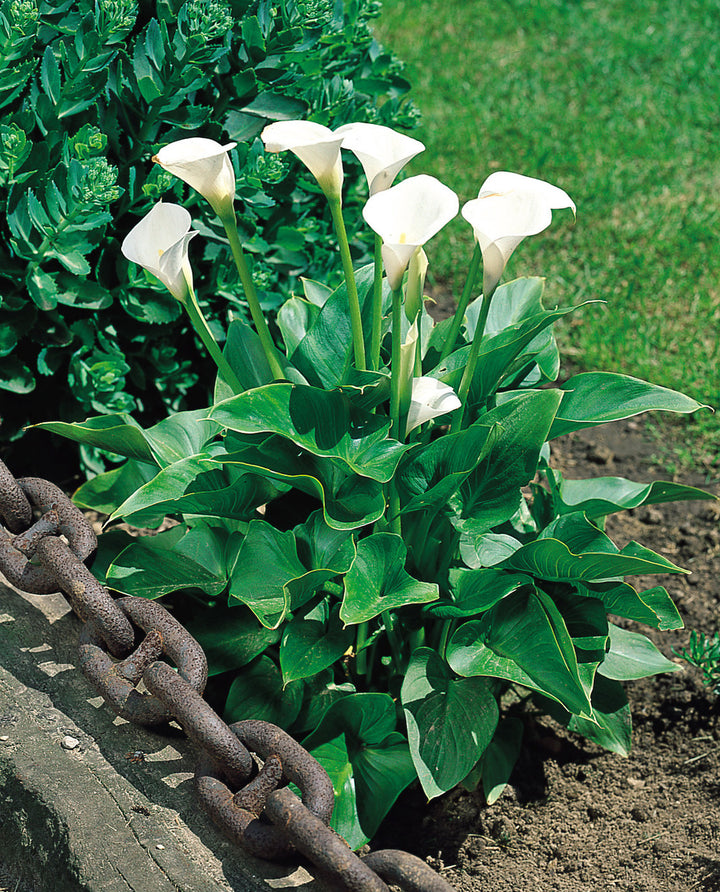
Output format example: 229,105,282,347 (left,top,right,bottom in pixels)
0,581,324,892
